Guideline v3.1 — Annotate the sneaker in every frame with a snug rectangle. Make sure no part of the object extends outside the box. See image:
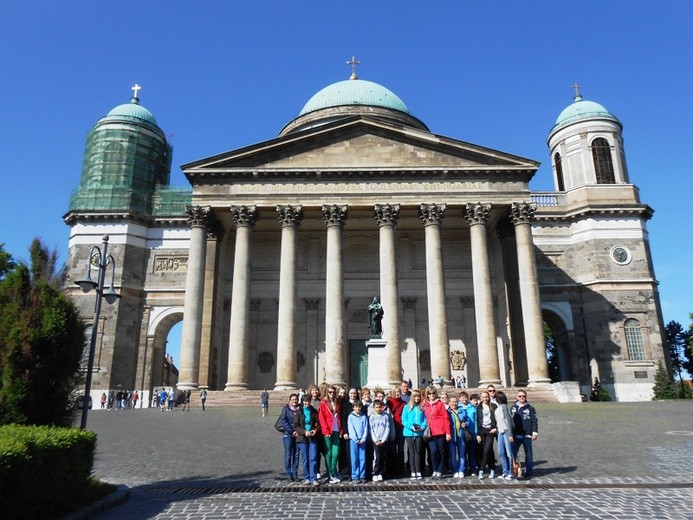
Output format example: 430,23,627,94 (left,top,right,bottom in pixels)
312,481,320,486
504,474,513,481
416,473,423,480
489,470,496,479
330,476,340,484
302,479,310,485
478,471,484,480
316,472,321,480
410,473,417,479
